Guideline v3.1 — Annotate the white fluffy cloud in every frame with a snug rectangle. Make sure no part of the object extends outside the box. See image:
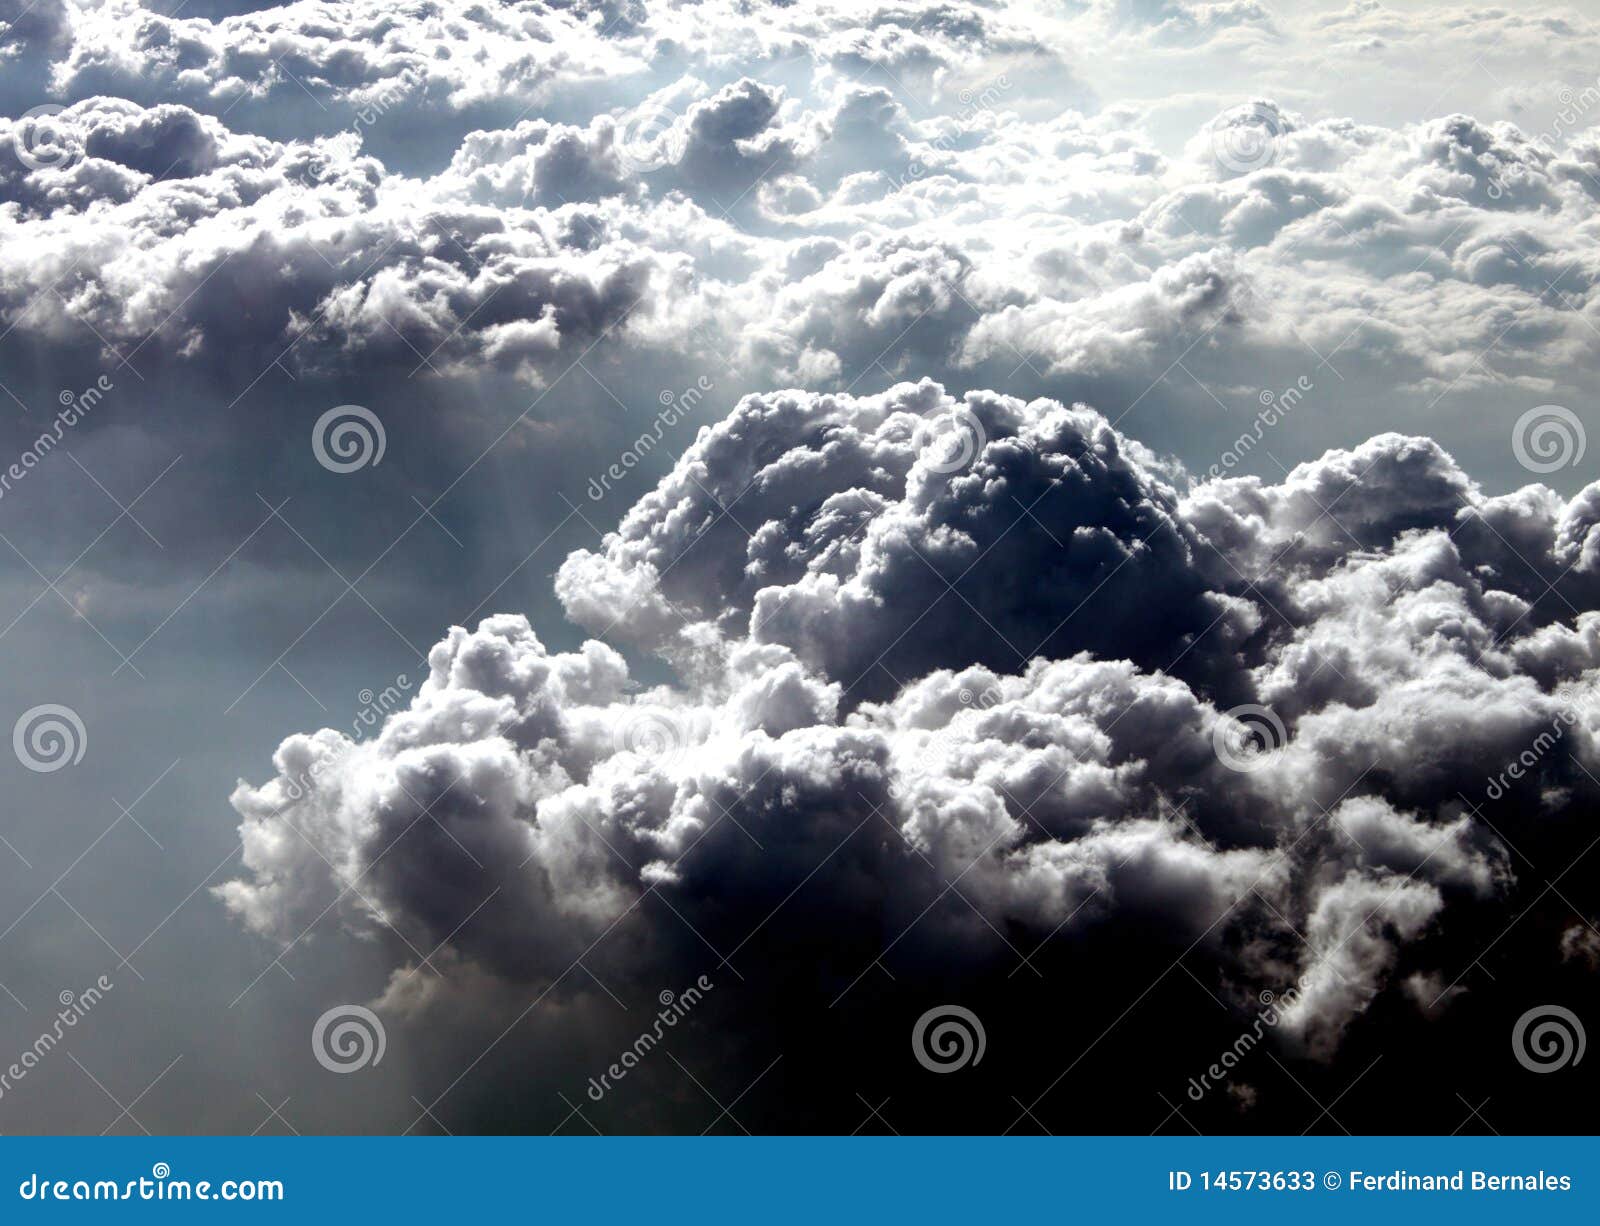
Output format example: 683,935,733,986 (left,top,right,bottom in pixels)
7,0,1600,1131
